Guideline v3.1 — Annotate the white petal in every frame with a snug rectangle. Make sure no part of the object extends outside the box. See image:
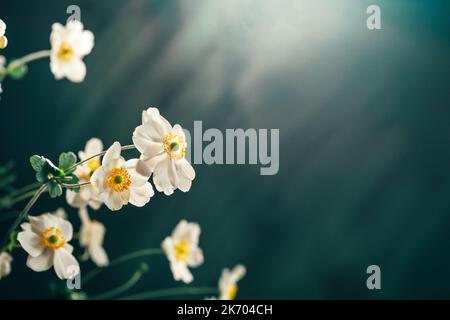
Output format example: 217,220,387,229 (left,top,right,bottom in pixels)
129,183,154,207
153,158,177,195
90,166,106,191
176,158,196,181
54,216,73,242
141,107,172,142
17,231,44,258
80,137,103,159
173,220,201,246
132,125,165,158
102,191,124,211
26,249,53,272
140,152,167,172
187,247,204,268
170,261,193,284
89,246,109,267
53,249,80,280
75,30,94,56
102,142,121,165
64,58,87,83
